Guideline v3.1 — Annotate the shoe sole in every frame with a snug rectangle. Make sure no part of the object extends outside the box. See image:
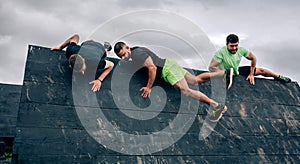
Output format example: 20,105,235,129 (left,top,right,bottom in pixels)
209,106,228,123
